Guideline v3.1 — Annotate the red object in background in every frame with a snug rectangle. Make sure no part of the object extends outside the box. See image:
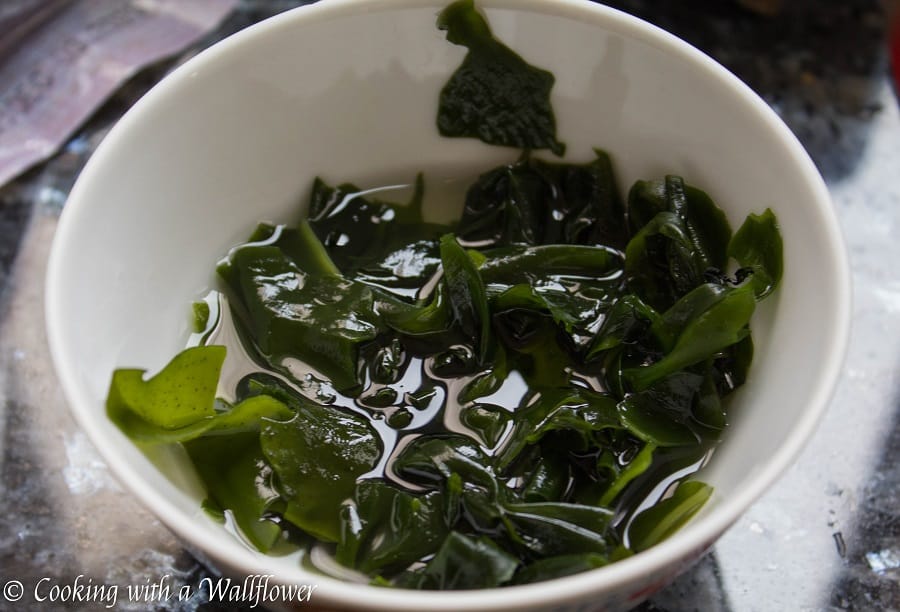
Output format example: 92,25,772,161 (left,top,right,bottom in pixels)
892,11,900,91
